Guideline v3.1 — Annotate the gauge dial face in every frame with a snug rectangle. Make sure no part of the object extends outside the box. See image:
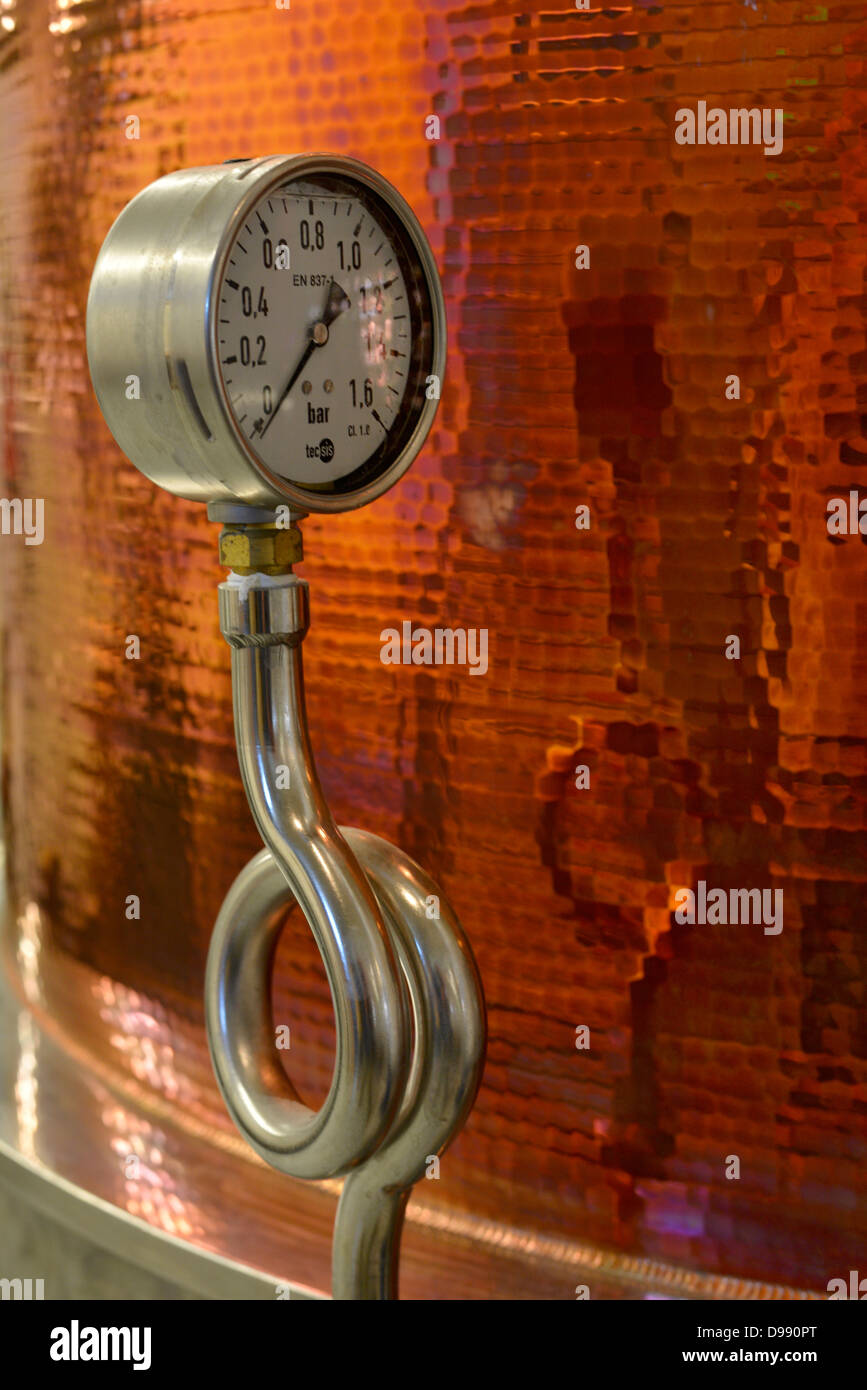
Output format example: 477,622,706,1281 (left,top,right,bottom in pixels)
212,170,435,500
